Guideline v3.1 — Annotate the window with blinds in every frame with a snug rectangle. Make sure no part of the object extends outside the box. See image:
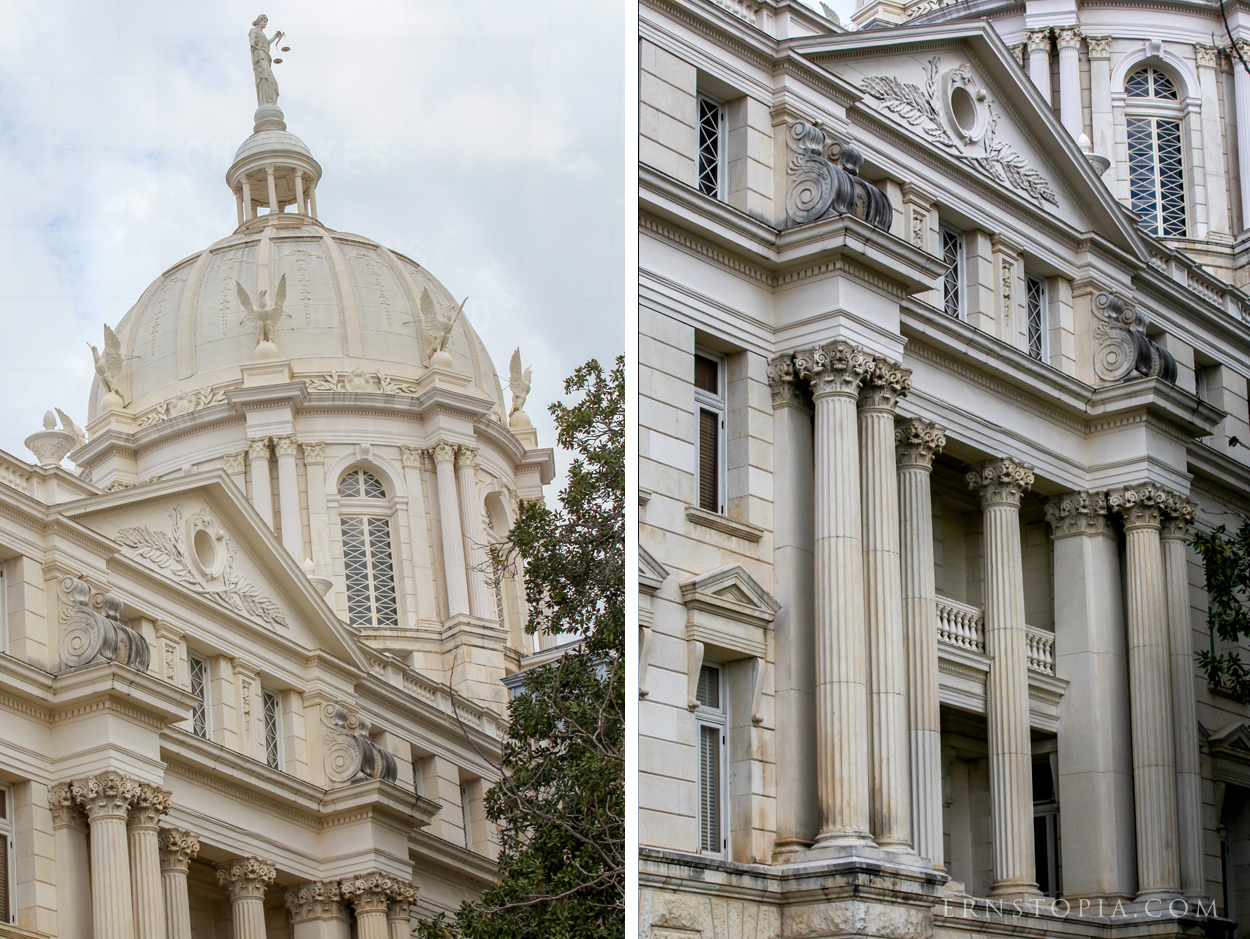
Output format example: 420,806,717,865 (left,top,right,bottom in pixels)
262,690,281,770
694,351,725,515
694,664,727,856
189,654,209,738
940,228,965,320
697,97,726,200
1026,275,1047,361
0,784,13,925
